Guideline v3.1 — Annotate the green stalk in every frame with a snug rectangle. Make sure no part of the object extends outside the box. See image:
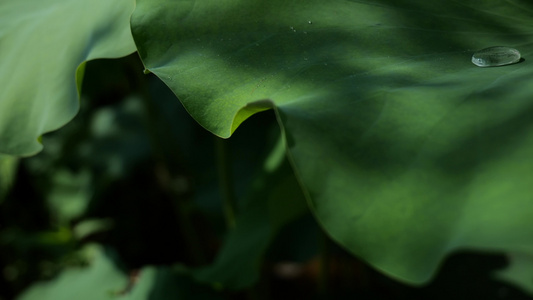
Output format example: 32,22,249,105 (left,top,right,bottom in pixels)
132,56,206,264
176,200,207,265
215,137,237,229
